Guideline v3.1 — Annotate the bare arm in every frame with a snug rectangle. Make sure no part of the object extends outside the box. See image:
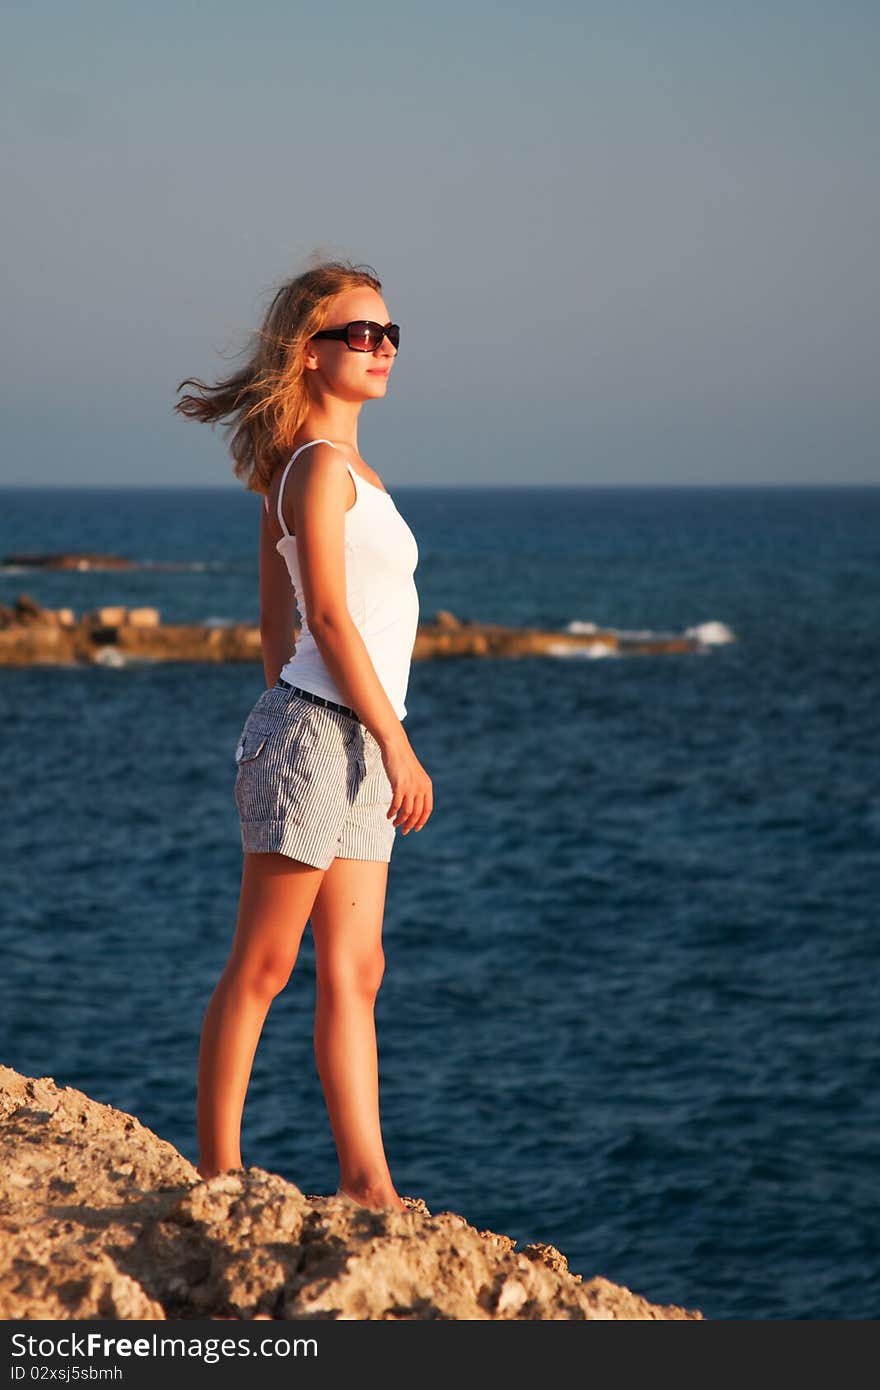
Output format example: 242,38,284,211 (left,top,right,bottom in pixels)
258,500,297,688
